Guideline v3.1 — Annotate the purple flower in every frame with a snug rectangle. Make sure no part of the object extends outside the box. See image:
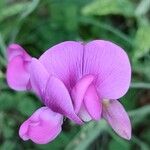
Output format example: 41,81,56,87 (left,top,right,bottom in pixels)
19,107,63,144
6,40,131,144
